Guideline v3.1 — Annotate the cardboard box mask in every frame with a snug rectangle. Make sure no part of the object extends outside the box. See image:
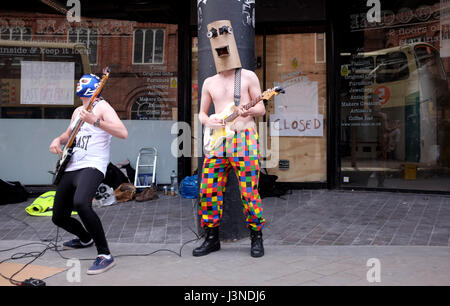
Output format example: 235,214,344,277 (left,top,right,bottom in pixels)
207,20,242,73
